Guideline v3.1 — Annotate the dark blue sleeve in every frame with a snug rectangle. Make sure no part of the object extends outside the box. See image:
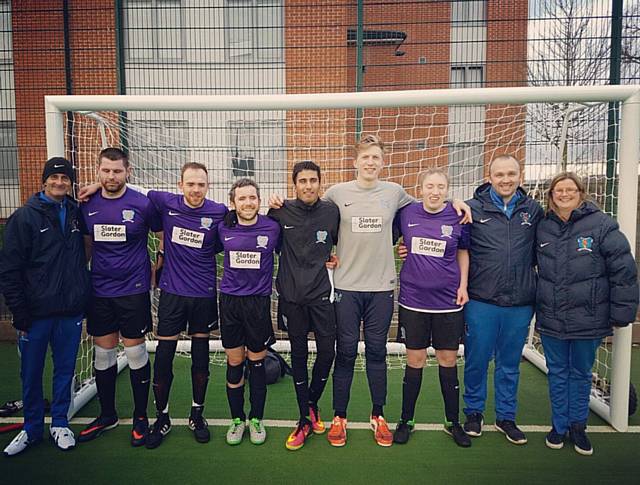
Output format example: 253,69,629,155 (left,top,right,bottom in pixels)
0,209,33,325
459,223,471,250
599,216,639,325
78,207,90,236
